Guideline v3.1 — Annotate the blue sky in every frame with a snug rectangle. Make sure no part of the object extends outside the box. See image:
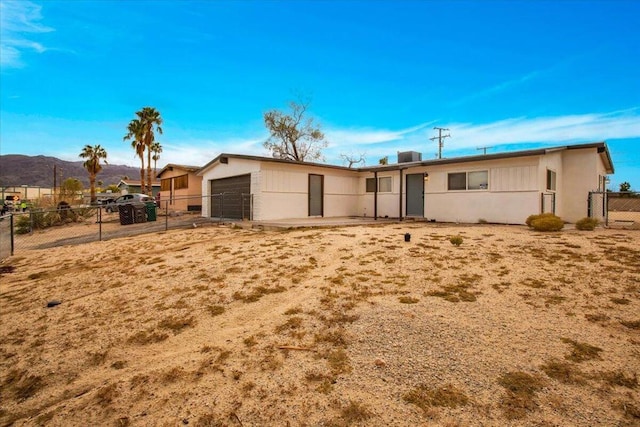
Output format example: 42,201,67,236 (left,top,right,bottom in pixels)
1,0,639,190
